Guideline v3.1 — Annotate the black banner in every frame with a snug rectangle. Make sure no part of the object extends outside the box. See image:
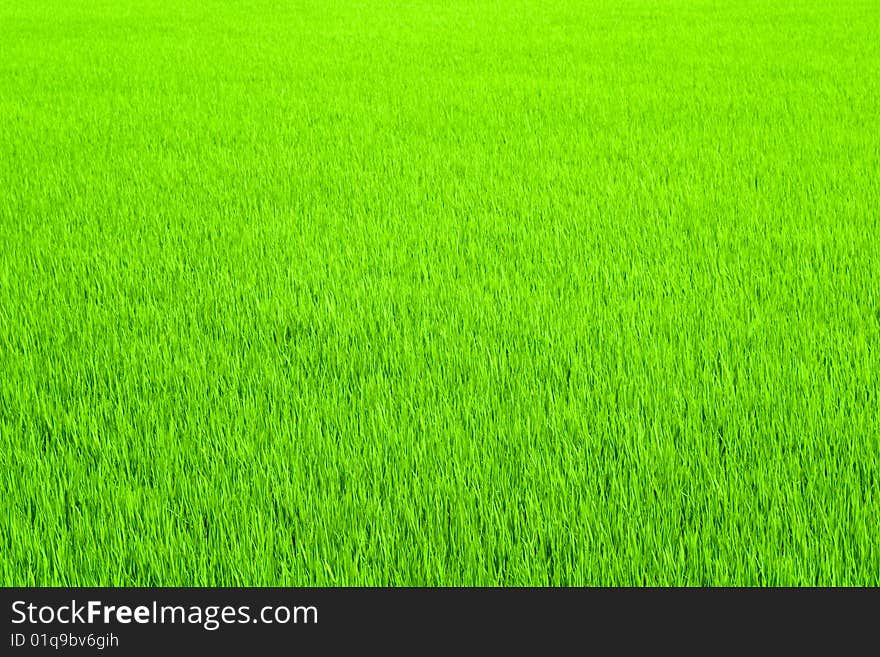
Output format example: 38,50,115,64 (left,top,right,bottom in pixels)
1,588,875,654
